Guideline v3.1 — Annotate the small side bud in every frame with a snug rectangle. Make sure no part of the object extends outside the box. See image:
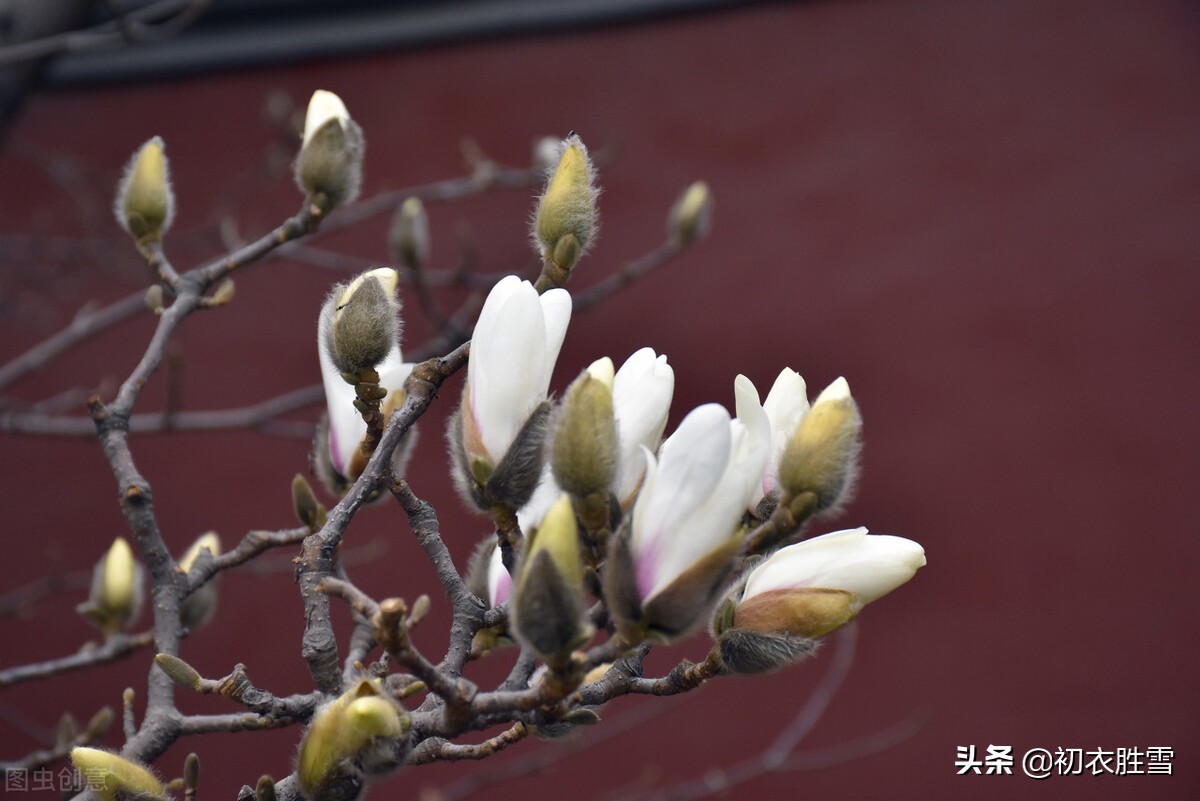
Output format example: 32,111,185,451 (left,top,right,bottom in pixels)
155,653,202,691
55,713,79,751
115,136,175,246
532,133,599,269
551,358,617,499
668,180,713,246
295,89,364,209
292,473,327,532
408,594,431,625
210,277,236,306
388,197,430,269
510,494,592,667
144,284,165,315
77,537,143,636
85,707,115,739
255,775,276,801
183,753,200,794
776,377,862,514
70,747,166,801
319,268,401,376
177,531,221,630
